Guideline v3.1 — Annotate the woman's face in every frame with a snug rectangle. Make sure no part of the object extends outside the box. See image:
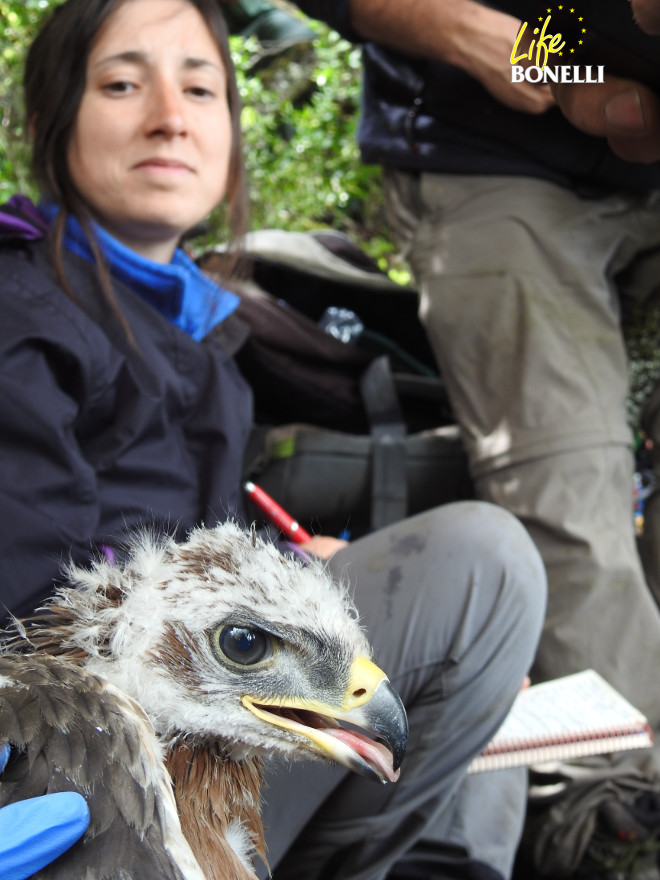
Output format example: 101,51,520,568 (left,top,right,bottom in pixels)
67,0,232,262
